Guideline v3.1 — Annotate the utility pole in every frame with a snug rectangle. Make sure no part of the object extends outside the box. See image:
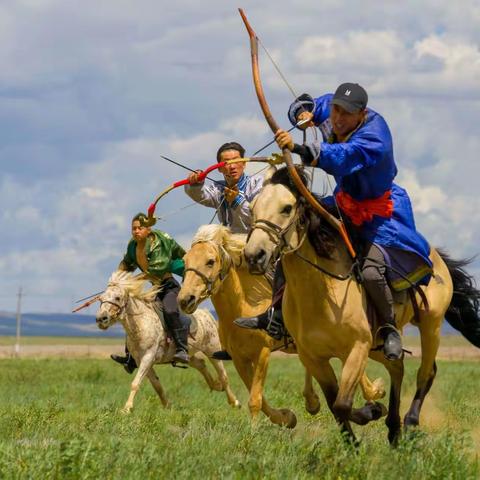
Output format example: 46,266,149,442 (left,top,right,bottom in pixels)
15,287,23,357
